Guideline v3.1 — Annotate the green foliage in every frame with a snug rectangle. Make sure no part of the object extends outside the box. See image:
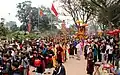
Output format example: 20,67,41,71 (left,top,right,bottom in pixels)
8,31,39,40
20,25,27,31
16,1,32,26
0,21,9,36
10,24,19,32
